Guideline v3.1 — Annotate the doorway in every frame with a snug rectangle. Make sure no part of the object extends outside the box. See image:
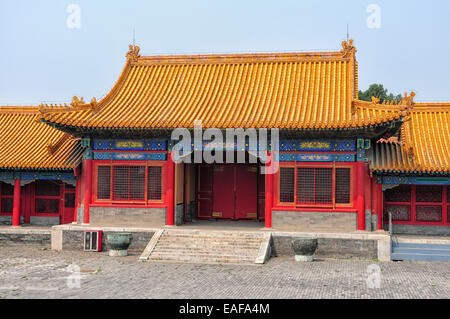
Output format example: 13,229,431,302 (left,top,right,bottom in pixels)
196,164,259,220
